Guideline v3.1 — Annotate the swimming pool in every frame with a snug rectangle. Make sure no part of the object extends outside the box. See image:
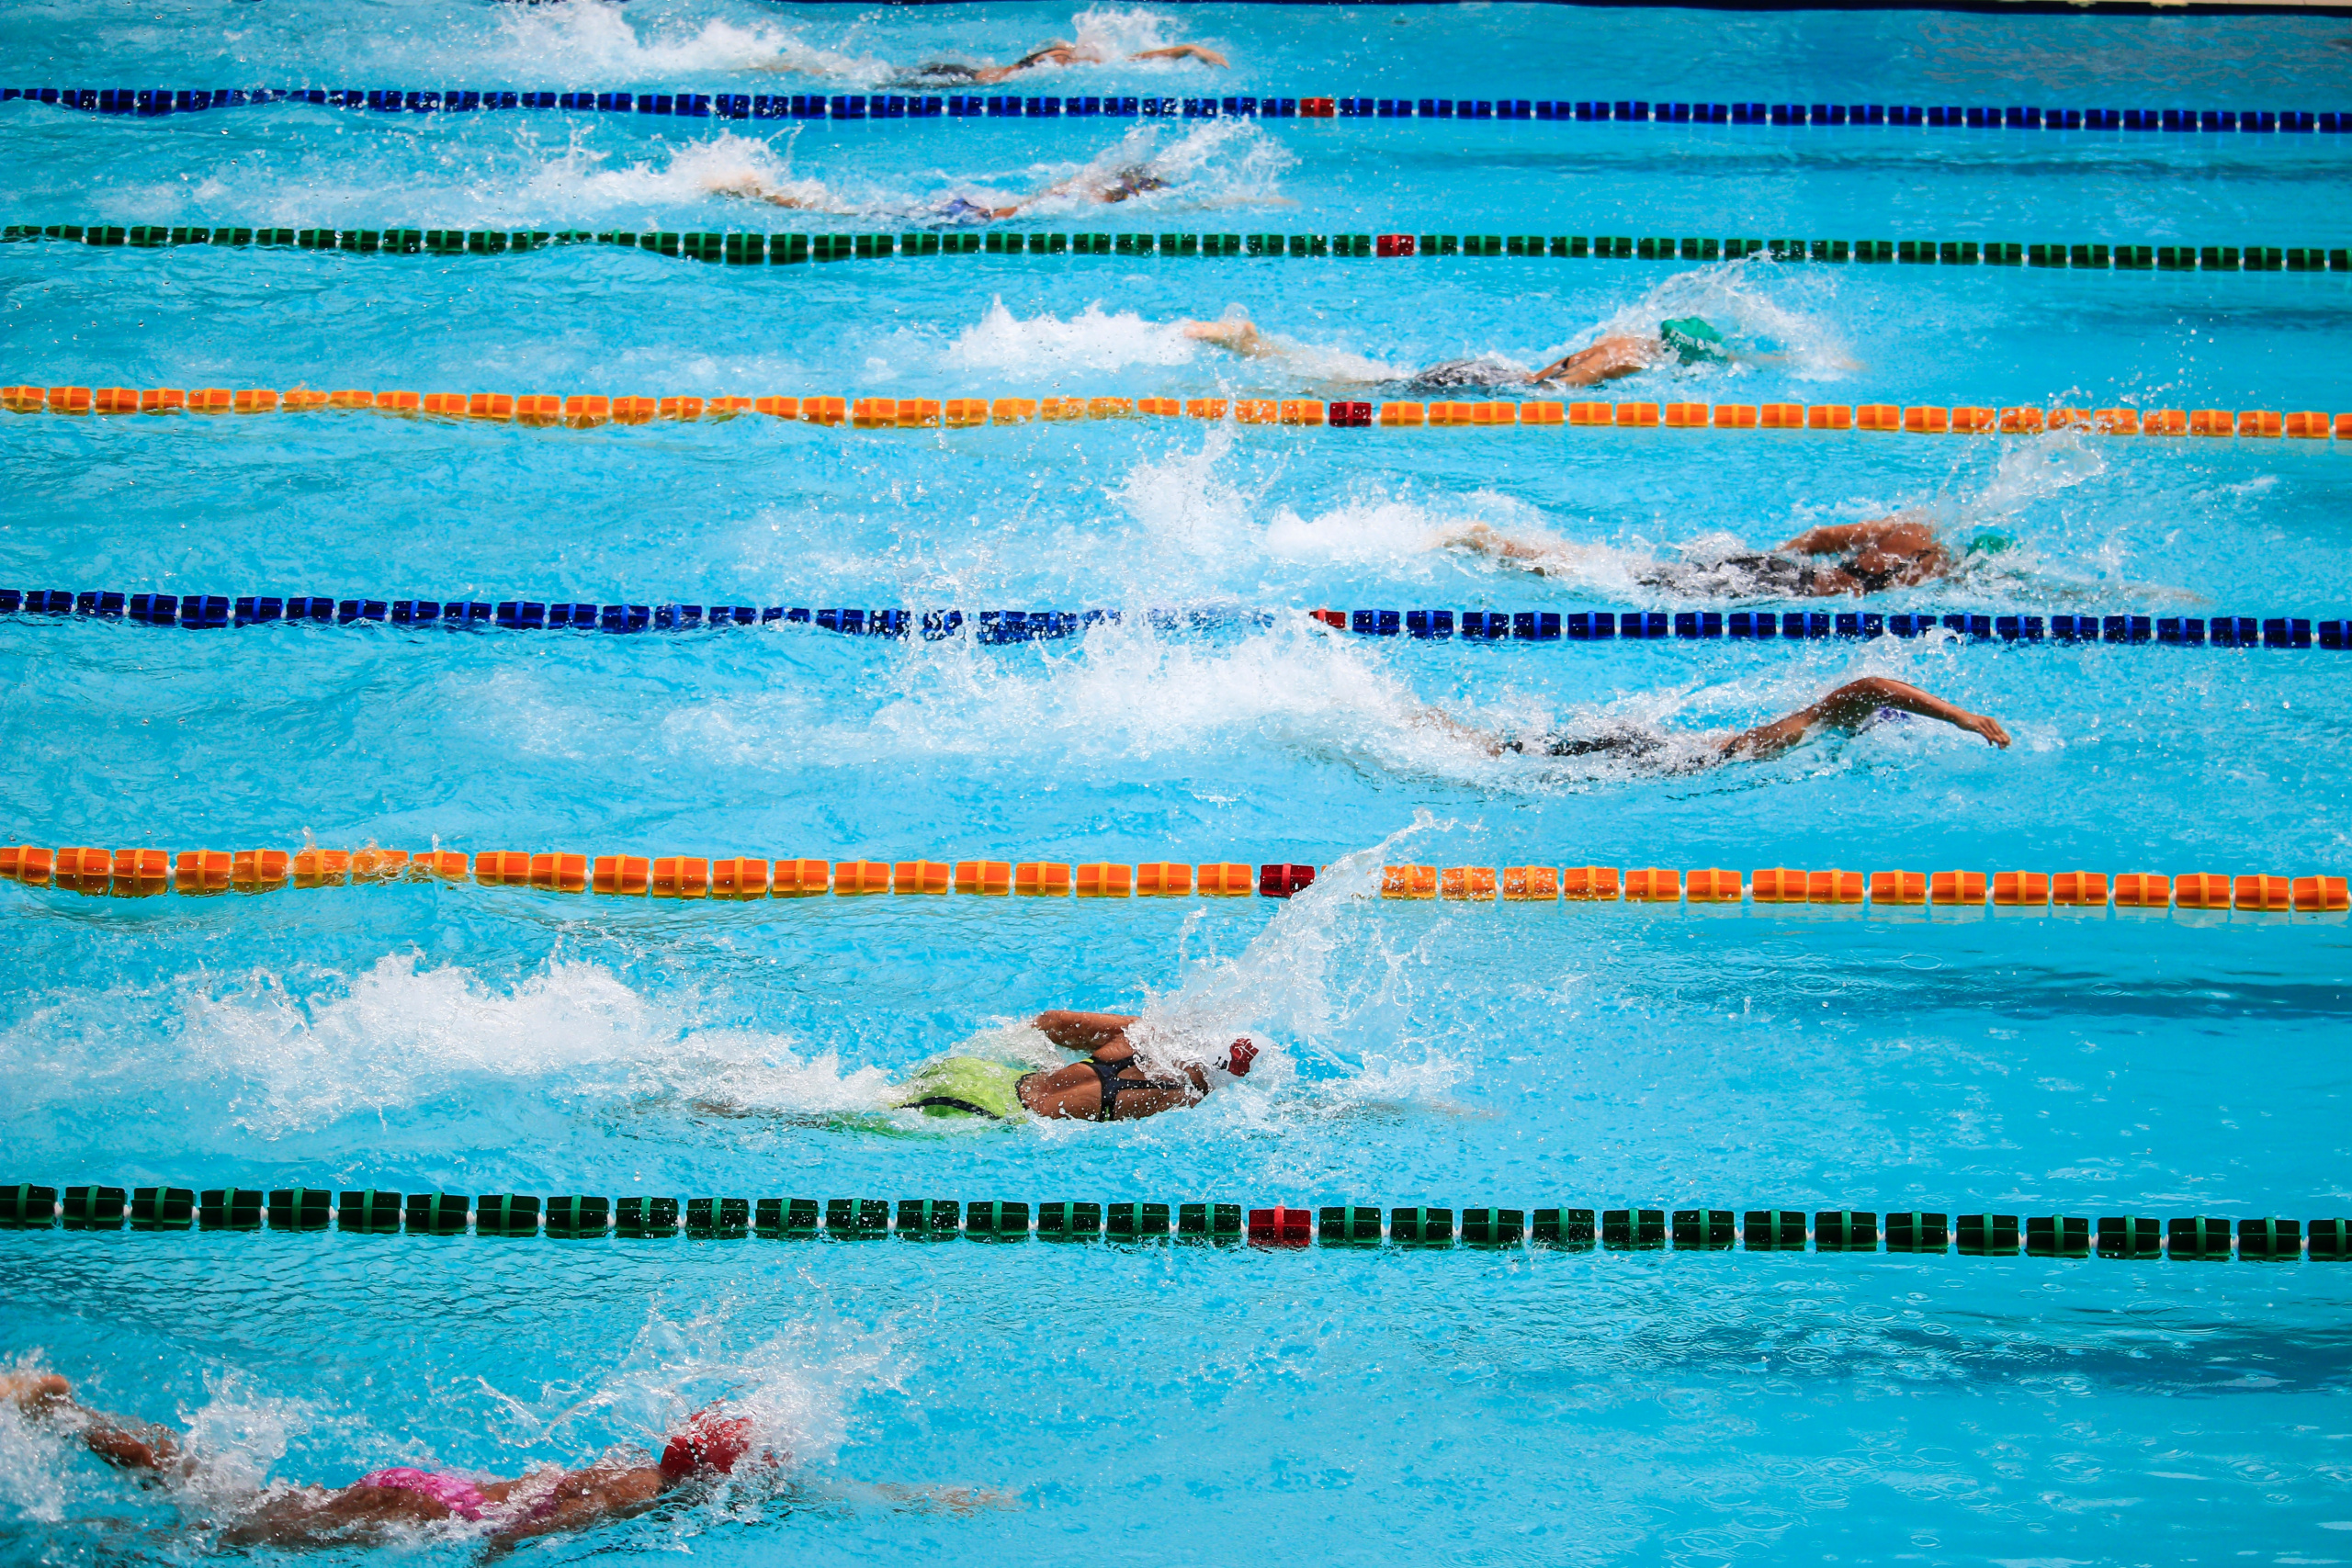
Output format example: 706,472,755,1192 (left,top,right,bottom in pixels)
6,1,2352,1562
